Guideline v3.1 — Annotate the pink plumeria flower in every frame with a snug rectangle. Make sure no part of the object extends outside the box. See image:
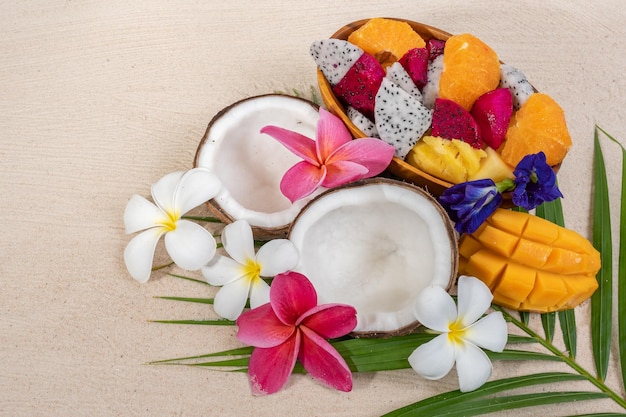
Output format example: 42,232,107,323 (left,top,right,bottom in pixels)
123,168,221,283
236,271,357,395
202,220,299,320
260,108,395,202
408,276,508,392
